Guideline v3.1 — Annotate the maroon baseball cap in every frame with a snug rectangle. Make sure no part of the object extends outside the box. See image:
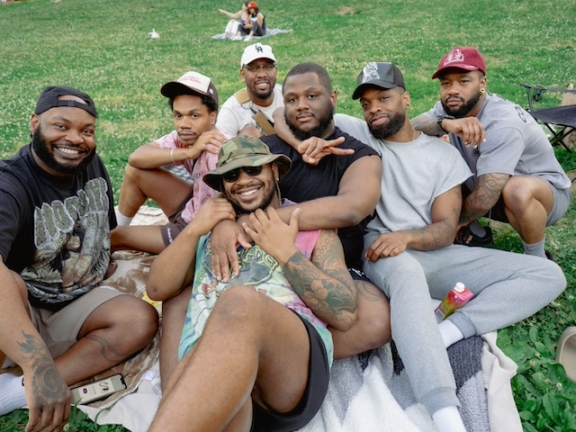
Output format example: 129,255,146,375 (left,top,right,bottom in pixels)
432,47,486,79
